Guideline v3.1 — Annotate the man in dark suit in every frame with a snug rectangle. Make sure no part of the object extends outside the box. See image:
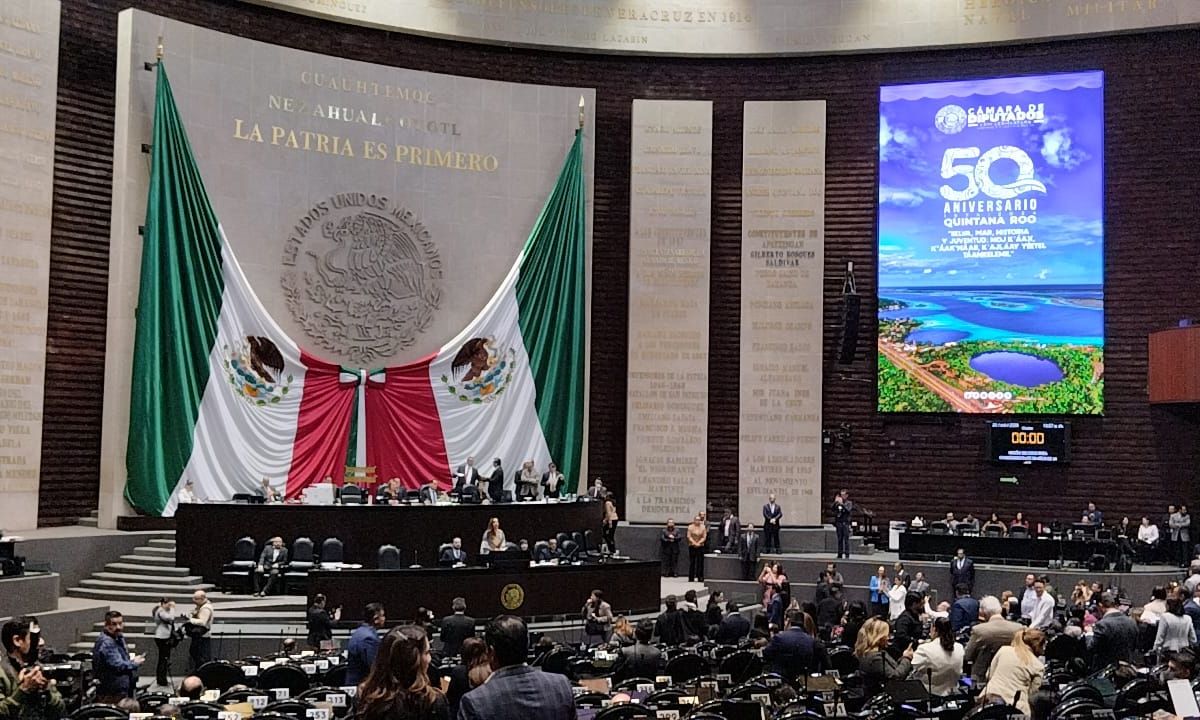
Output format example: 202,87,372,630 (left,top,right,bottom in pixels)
346,603,386,686
964,596,1022,683
254,536,288,597
618,619,663,679
457,615,576,720
653,595,689,646
533,538,561,563
440,597,475,657
455,456,481,491
762,608,829,679
832,490,853,558
738,523,761,581
441,537,468,566
950,548,975,594
763,494,783,552
541,462,565,499
950,584,980,634
1087,592,1139,669
715,602,751,644
717,508,741,553
660,519,682,577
